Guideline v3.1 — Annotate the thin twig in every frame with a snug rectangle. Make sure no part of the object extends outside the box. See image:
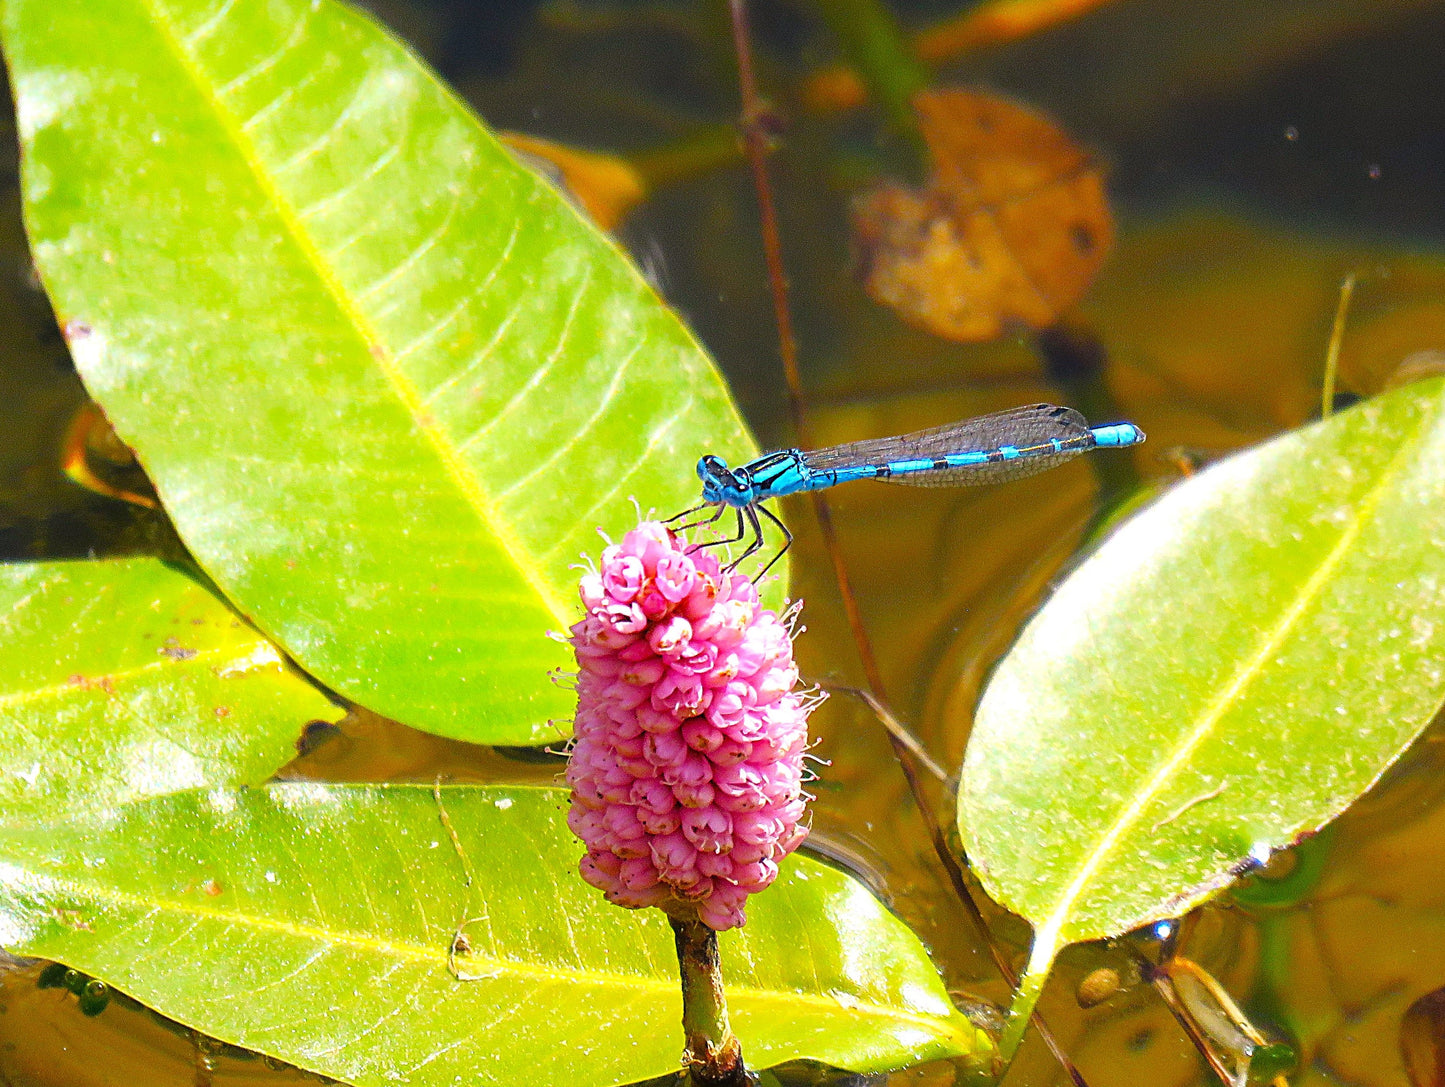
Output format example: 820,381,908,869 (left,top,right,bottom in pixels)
1148,967,1240,1086
725,4,1087,1083
1321,271,1357,420
824,683,951,784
